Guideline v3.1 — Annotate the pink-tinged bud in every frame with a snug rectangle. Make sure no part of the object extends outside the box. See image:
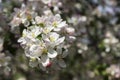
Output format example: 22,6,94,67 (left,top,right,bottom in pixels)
46,62,52,68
